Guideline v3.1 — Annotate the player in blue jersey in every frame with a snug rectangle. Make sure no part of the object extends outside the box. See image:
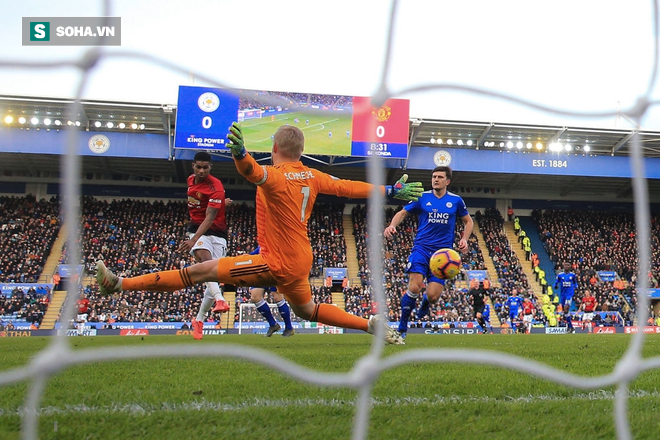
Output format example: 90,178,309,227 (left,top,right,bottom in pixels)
384,166,473,342
504,289,524,332
250,286,295,337
248,247,294,337
554,262,578,333
482,303,493,334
